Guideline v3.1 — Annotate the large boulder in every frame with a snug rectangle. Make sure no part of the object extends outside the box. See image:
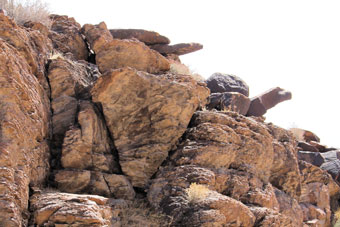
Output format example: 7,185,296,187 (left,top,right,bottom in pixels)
82,22,170,74
206,73,249,96
110,29,170,45
91,68,209,187
30,192,115,226
0,39,50,226
48,15,88,60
